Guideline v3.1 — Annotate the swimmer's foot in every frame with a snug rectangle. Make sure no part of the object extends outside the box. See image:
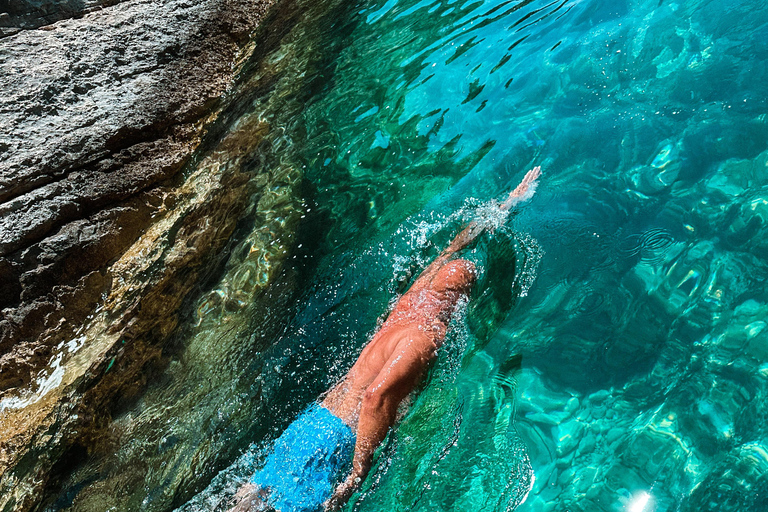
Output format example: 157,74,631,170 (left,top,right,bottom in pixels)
501,166,541,211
